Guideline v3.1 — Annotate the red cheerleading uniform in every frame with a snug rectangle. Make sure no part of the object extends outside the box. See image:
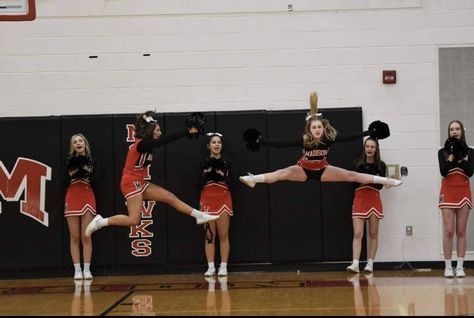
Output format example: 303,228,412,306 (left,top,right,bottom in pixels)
438,148,474,209
64,155,97,217
199,157,233,216
261,130,370,181
352,162,386,219
121,131,188,199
